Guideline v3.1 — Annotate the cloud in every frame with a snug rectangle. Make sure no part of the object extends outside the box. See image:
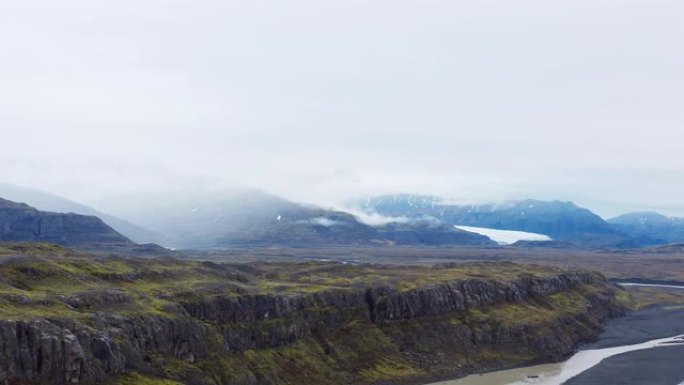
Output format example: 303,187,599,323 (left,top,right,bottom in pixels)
343,210,410,227
298,217,343,227
1,0,684,217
